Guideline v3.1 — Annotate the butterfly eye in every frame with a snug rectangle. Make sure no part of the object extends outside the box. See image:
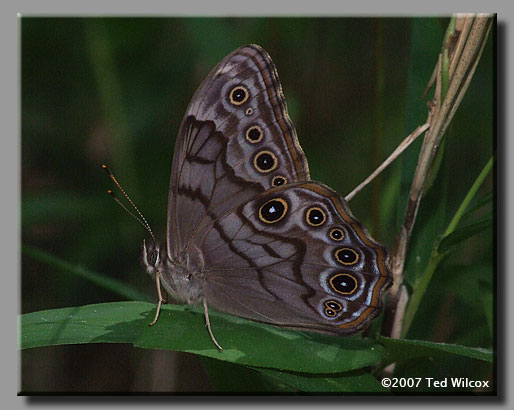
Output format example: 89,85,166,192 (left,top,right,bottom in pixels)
305,206,326,226
253,150,278,173
334,248,359,265
229,85,249,106
271,175,287,187
329,228,344,241
258,198,288,224
148,250,159,266
245,125,264,143
328,273,358,295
